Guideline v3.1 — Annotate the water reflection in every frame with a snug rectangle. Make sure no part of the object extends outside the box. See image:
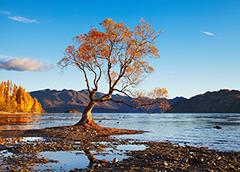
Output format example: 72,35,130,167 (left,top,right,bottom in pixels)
0,113,239,151
37,142,146,171
0,114,41,130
